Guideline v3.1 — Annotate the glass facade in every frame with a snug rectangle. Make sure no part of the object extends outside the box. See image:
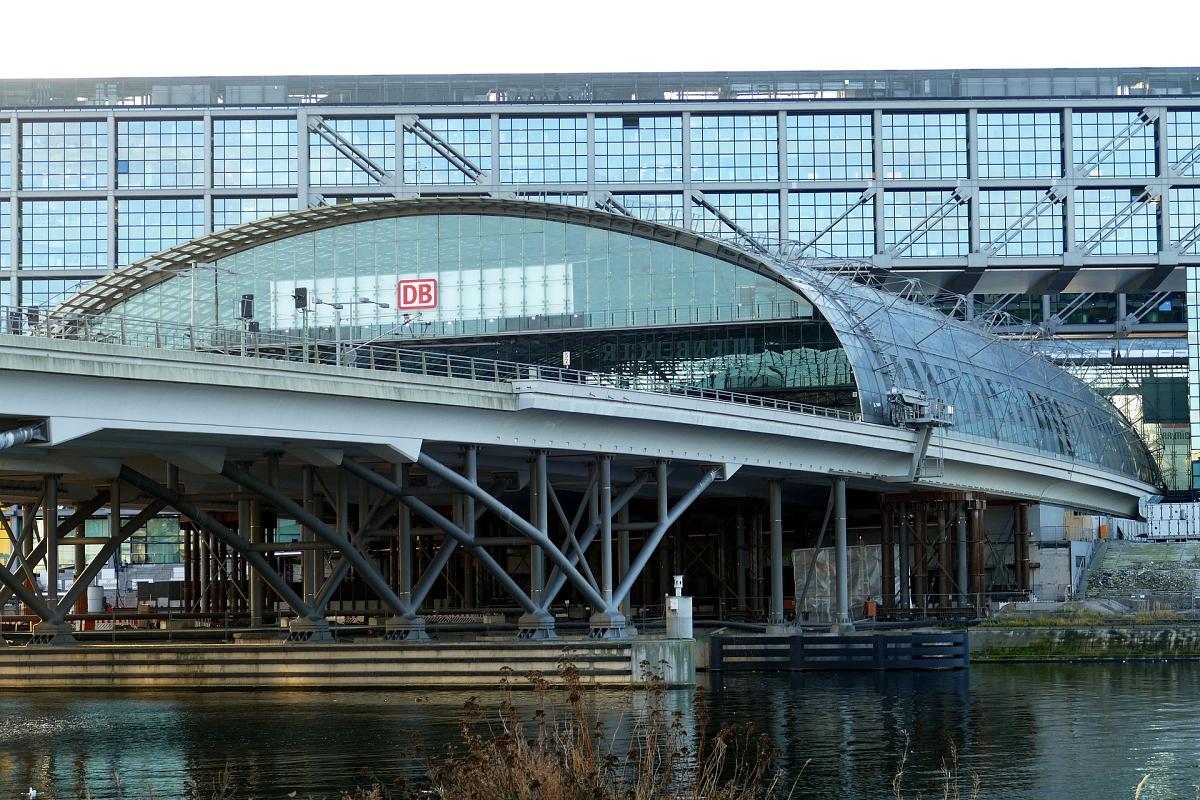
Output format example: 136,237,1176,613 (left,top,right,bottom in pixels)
1073,111,1155,178
0,121,10,191
499,117,587,184
692,192,779,241
882,113,966,180
1075,189,1158,255
788,192,874,258
21,121,107,190
595,116,683,183
213,119,297,187
786,114,872,181
884,191,968,257
309,118,396,187
213,197,297,229
0,75,1193,488
21,200,107,268
403,117,491,185
690,115,778,182
83,205,1158,484
117,199,204,264
978,112,1061,179
981,190,1063,256
117,119,204,189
